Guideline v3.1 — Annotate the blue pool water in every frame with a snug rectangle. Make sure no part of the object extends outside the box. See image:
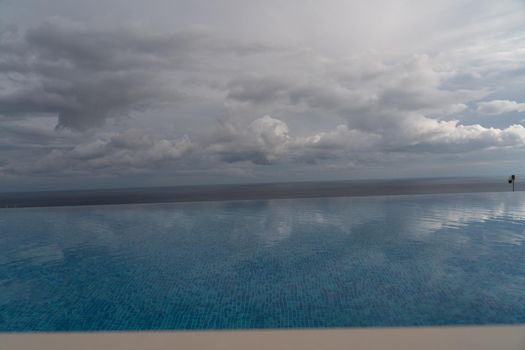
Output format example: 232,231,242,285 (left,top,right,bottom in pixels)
1,192,525,331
